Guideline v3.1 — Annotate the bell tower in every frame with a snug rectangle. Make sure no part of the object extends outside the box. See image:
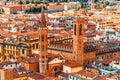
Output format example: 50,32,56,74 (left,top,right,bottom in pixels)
88,0,94,9
73,18,85,65
39,7,48,73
